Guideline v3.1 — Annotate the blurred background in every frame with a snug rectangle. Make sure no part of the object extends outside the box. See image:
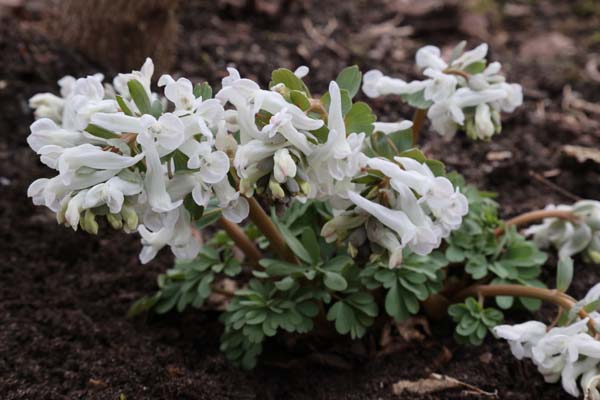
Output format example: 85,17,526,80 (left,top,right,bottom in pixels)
1,0,599,399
